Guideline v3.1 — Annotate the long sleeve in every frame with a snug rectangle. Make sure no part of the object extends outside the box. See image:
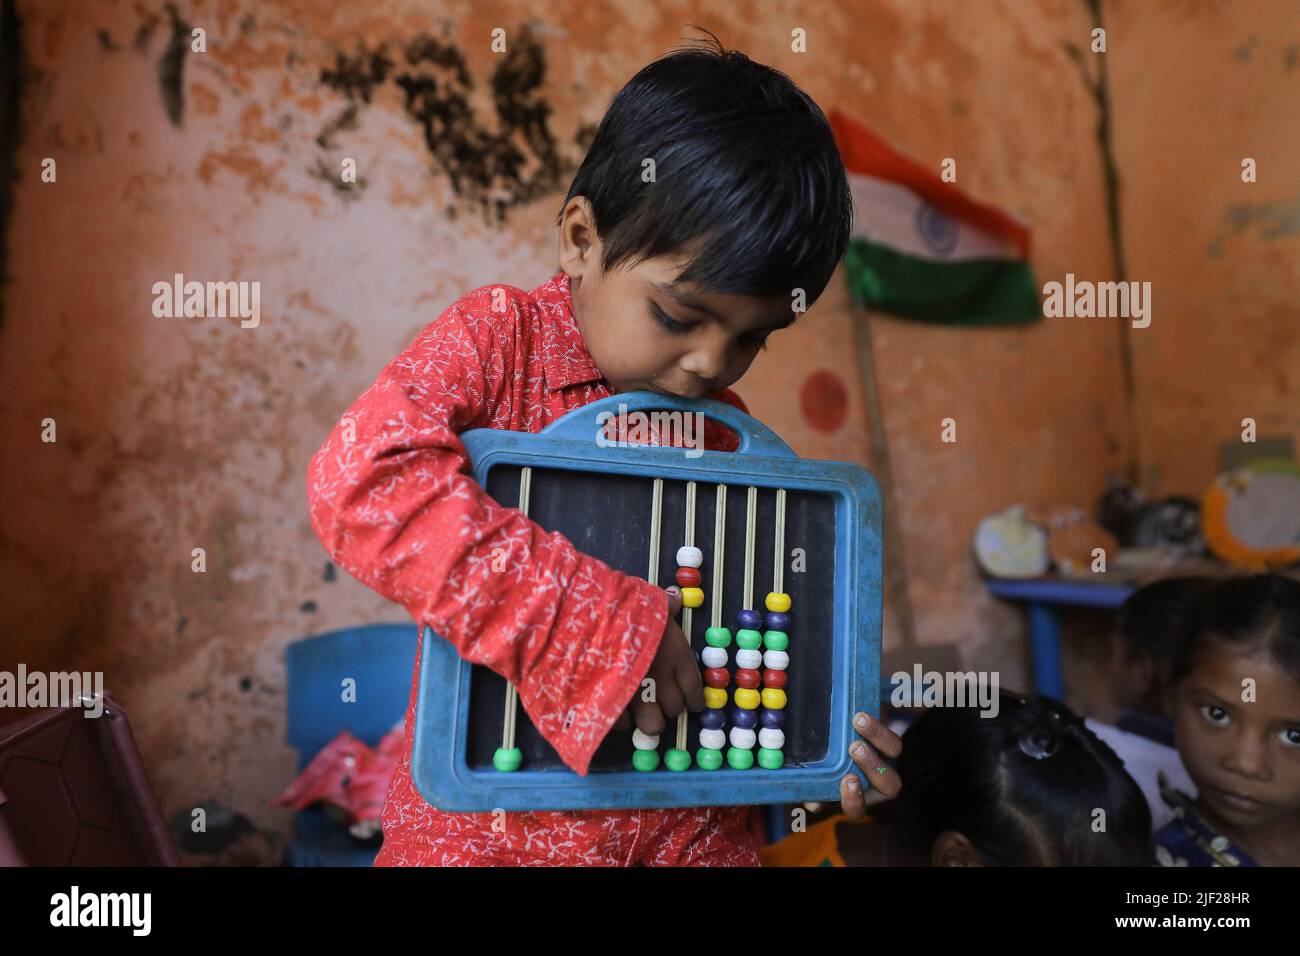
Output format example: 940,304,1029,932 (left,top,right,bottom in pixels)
306,293,668,775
